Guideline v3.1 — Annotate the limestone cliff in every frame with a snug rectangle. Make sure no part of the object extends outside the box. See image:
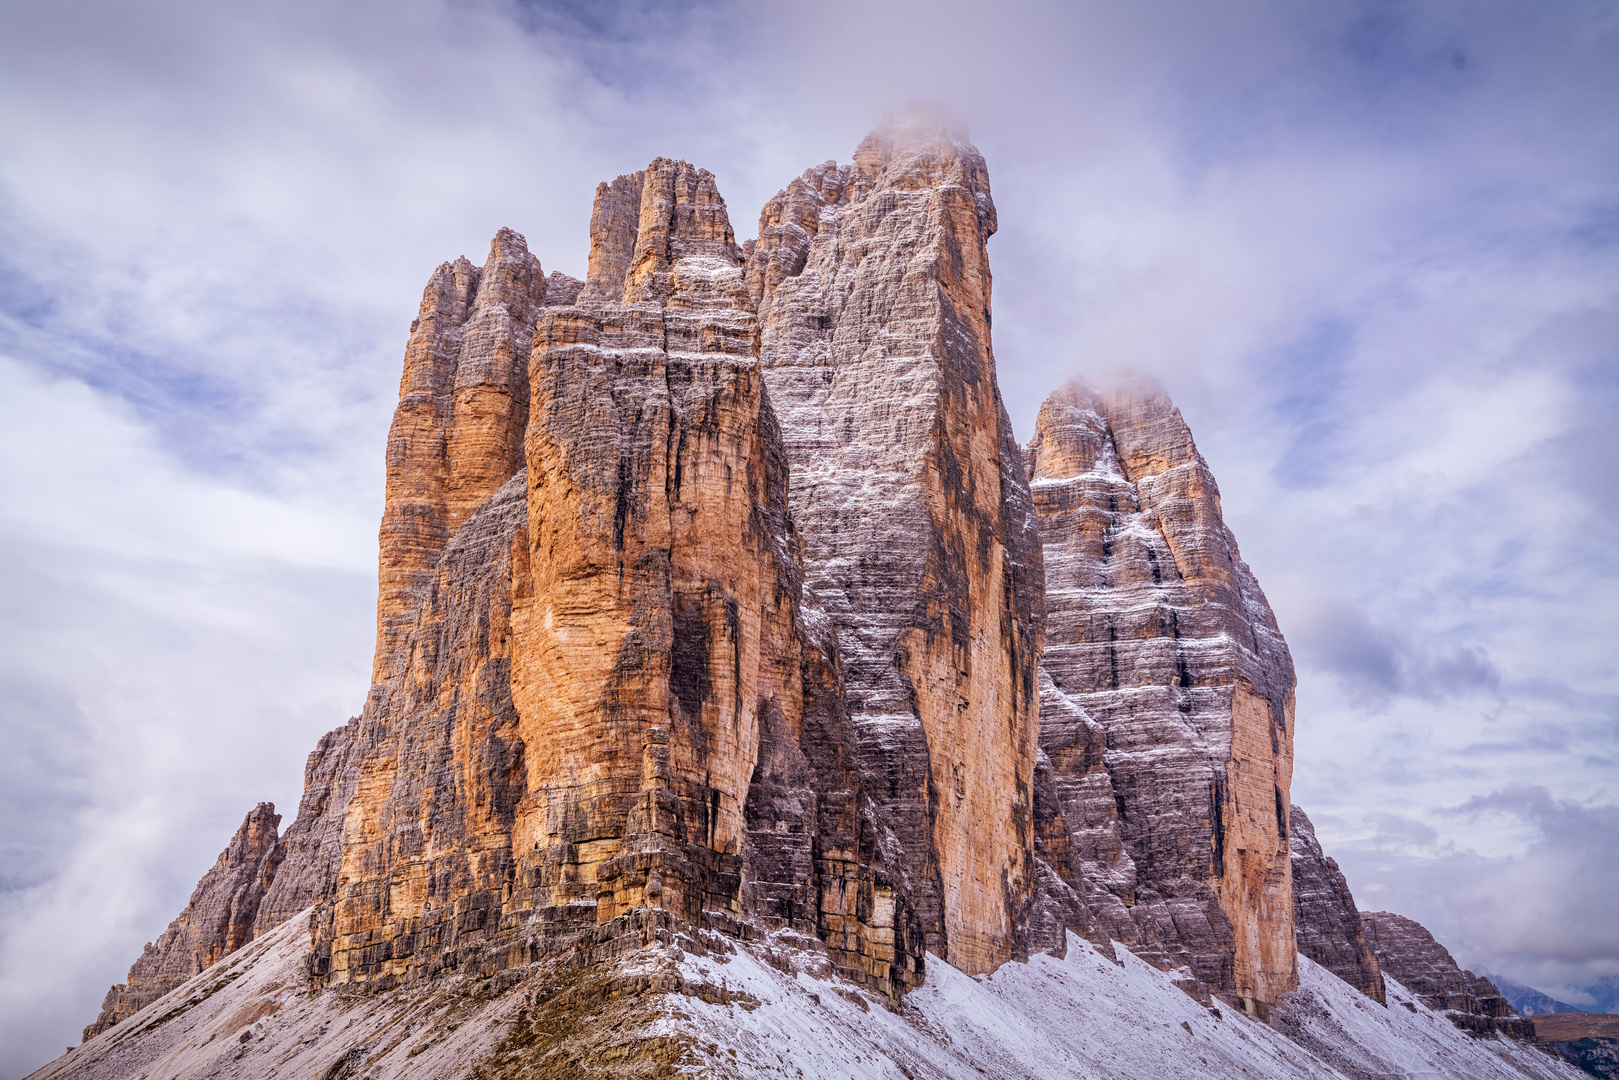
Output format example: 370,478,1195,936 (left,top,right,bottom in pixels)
72,115,1410,1071
1026,376,1297,1012
372,228,552,685
747,106,1045,975
1288,805,1385,1003
308,157,931,999
1363,910,1536,1038
82,804,283,1040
